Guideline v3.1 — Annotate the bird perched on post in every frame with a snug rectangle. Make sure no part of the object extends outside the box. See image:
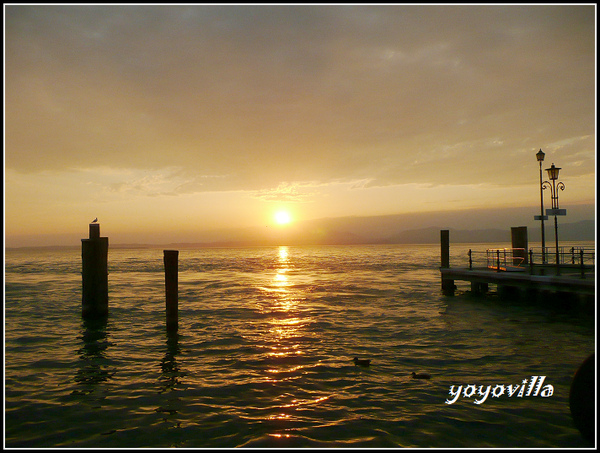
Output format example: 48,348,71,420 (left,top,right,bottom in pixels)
92,218,98,223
